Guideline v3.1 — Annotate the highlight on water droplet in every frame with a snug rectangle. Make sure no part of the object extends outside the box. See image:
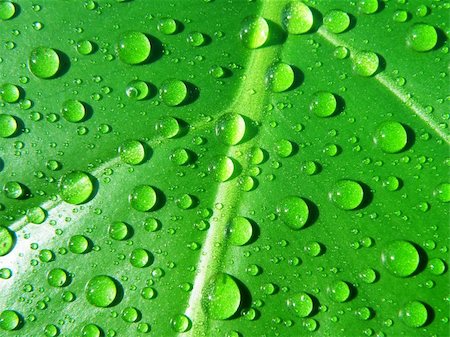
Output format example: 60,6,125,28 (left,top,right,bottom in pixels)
281,1,313,34
358,0,379,14
61,99,86,122
170,314,191,332
118,139,146,165
276,196,309,230
47,268,68,287
239,16,269,49
399,300,429,327
130,248,152,268
117,31,151,65
85,275,118,307
126,80,149,100
328,280,351,302
129,185,157,212
0,310,20,331
201,273,241,320
159,79,187,106
352,51,379,77
227,216,253,246
329,179,364,210
155,116,180,138
265,62,295,93
407,23,437,52
0,83,20,103
310,91,337,117
381,240,420,277
287,292,314,317
215,113,246,145
434,182,450,203
0,1,16,20
59,171,94,205
157,18,177,35
324,10,350,34
28,47,60,79
0,114,18,138
373,121,408,153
